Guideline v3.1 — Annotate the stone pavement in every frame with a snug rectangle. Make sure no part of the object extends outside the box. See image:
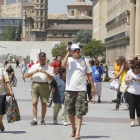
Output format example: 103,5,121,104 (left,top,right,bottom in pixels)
0,63,140,140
